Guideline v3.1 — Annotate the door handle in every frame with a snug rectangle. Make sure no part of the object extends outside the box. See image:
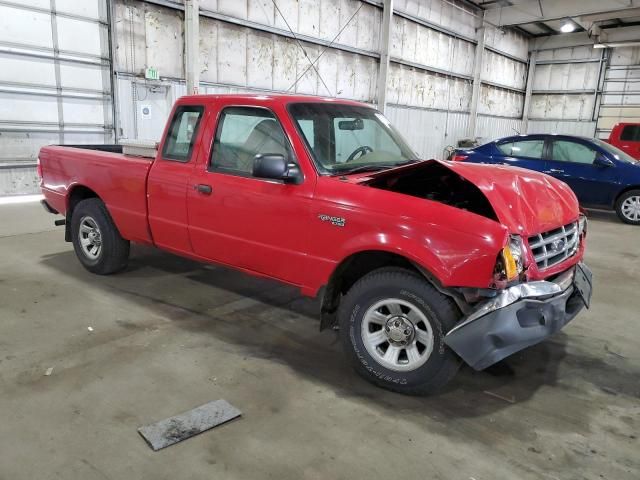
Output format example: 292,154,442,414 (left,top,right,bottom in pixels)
194,184,212,195
546,168,564,174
